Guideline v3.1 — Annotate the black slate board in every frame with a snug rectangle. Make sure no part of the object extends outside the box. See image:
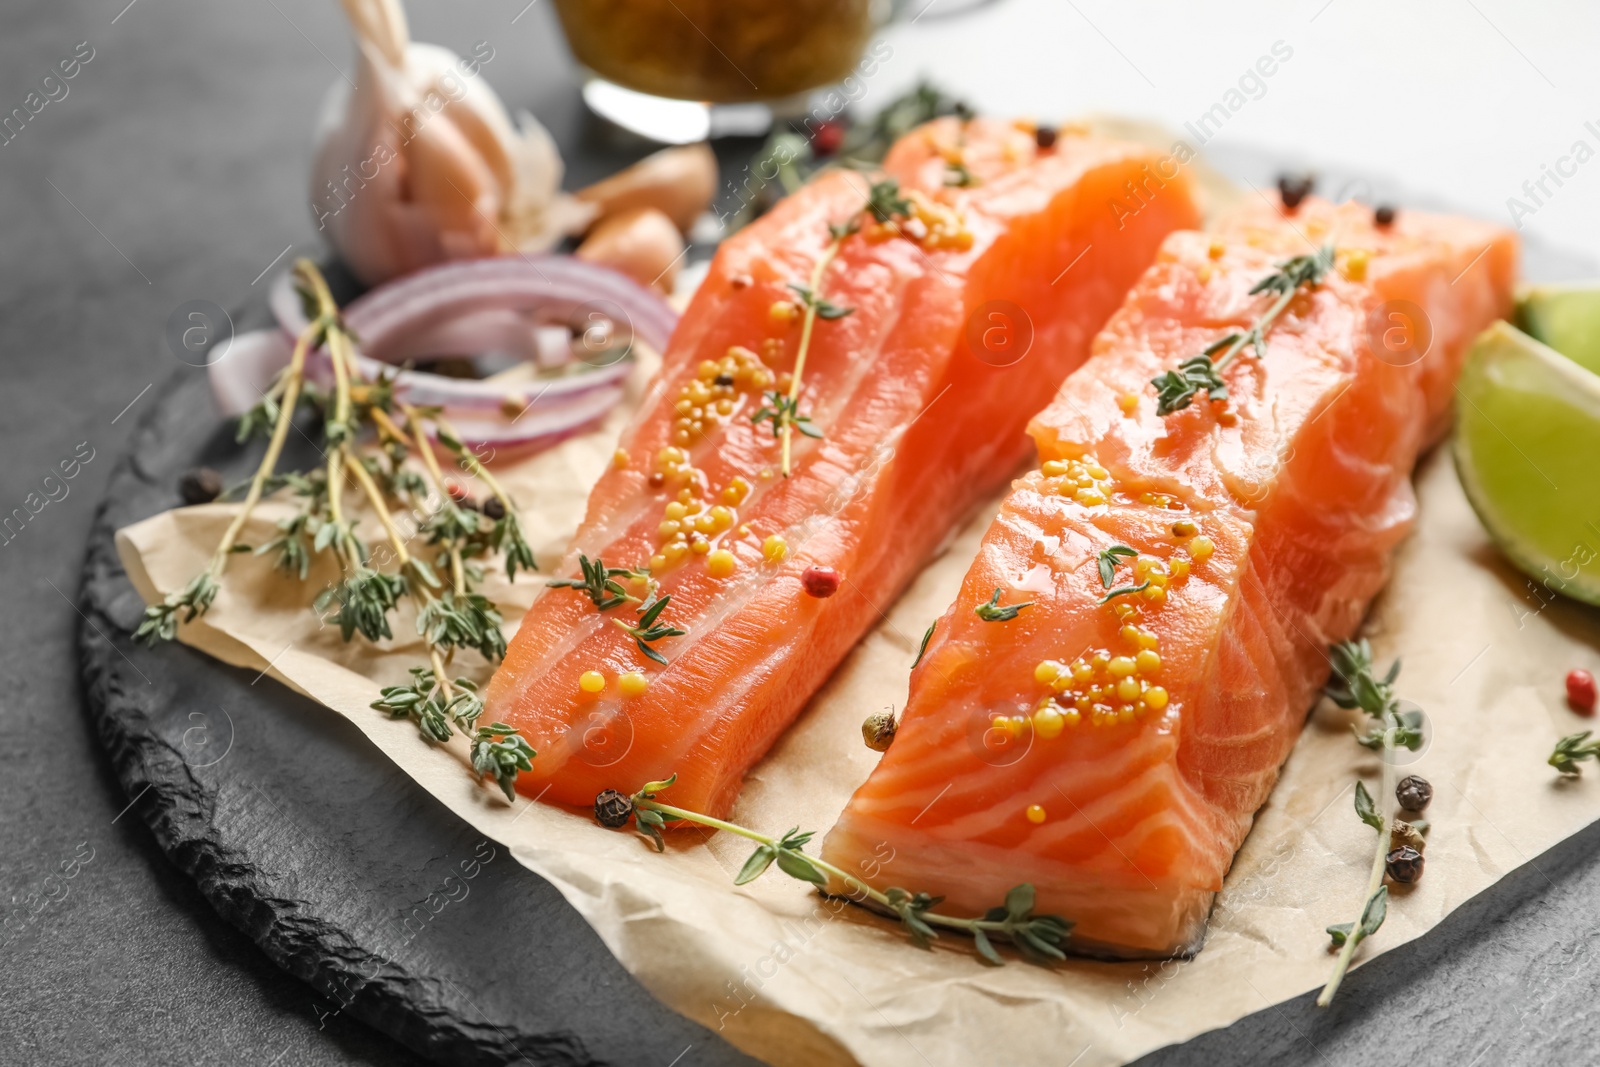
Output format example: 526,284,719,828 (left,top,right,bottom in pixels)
79,367,758,1067
78,169,1600,1067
